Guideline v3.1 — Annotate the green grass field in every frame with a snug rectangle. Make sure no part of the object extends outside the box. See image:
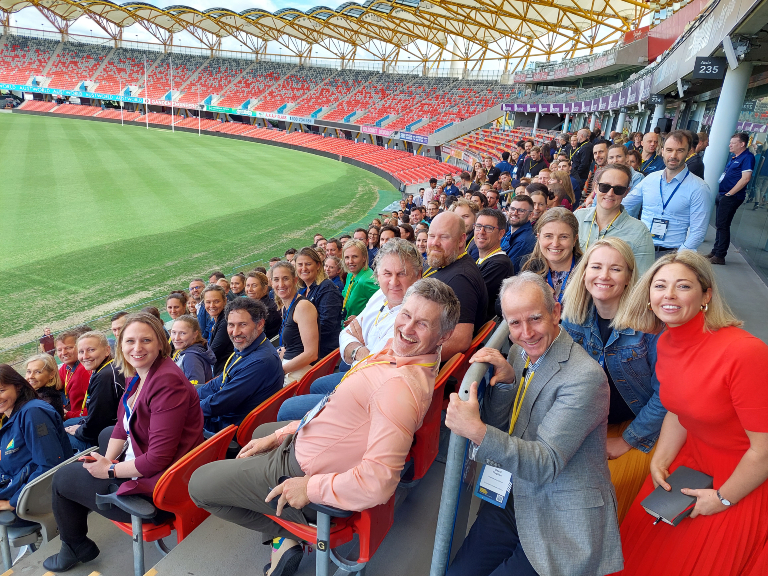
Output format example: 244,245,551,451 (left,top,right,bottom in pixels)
0,113,397,356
